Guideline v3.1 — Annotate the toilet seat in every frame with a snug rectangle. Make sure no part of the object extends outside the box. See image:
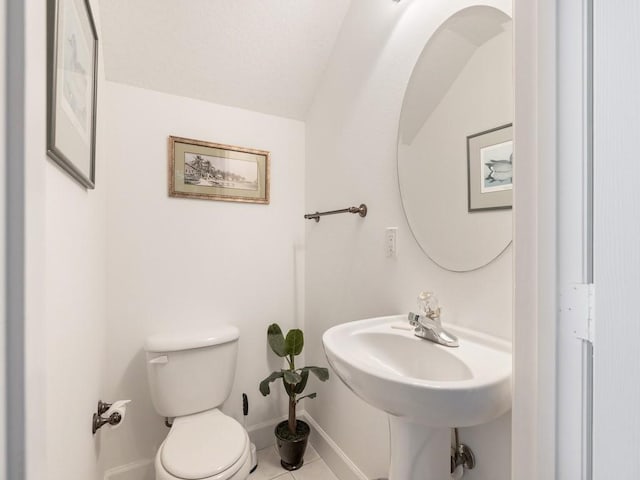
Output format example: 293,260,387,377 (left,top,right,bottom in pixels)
156,409,250,480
